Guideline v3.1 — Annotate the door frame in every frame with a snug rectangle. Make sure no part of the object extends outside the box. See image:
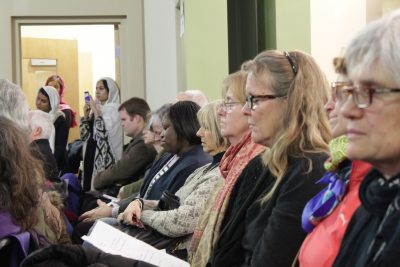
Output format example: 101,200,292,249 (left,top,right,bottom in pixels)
11,15,126,87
